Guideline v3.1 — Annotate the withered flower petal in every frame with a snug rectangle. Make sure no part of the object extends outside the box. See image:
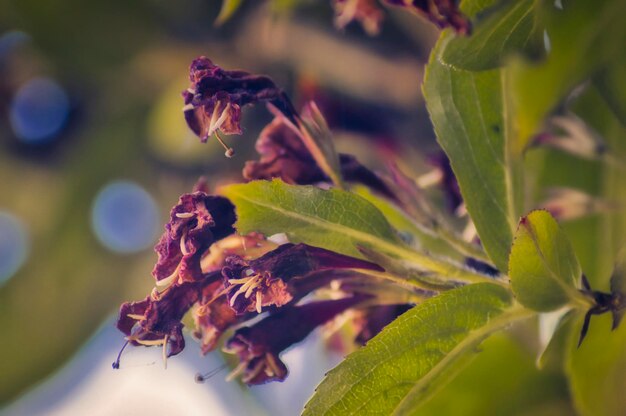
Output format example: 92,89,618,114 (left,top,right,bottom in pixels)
383,0,471,35
115,271,221,363
222,243,382,315
183,57,297,142
244,114,395,199
193,279,242,354
224,296,365,384
152,192,235,284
